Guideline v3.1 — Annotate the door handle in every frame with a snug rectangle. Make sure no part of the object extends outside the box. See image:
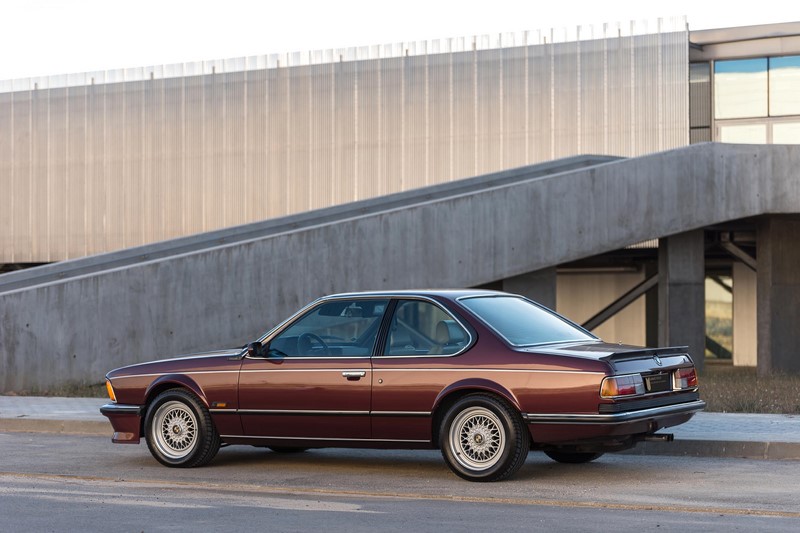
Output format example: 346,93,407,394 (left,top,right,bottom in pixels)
342,371,366,380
